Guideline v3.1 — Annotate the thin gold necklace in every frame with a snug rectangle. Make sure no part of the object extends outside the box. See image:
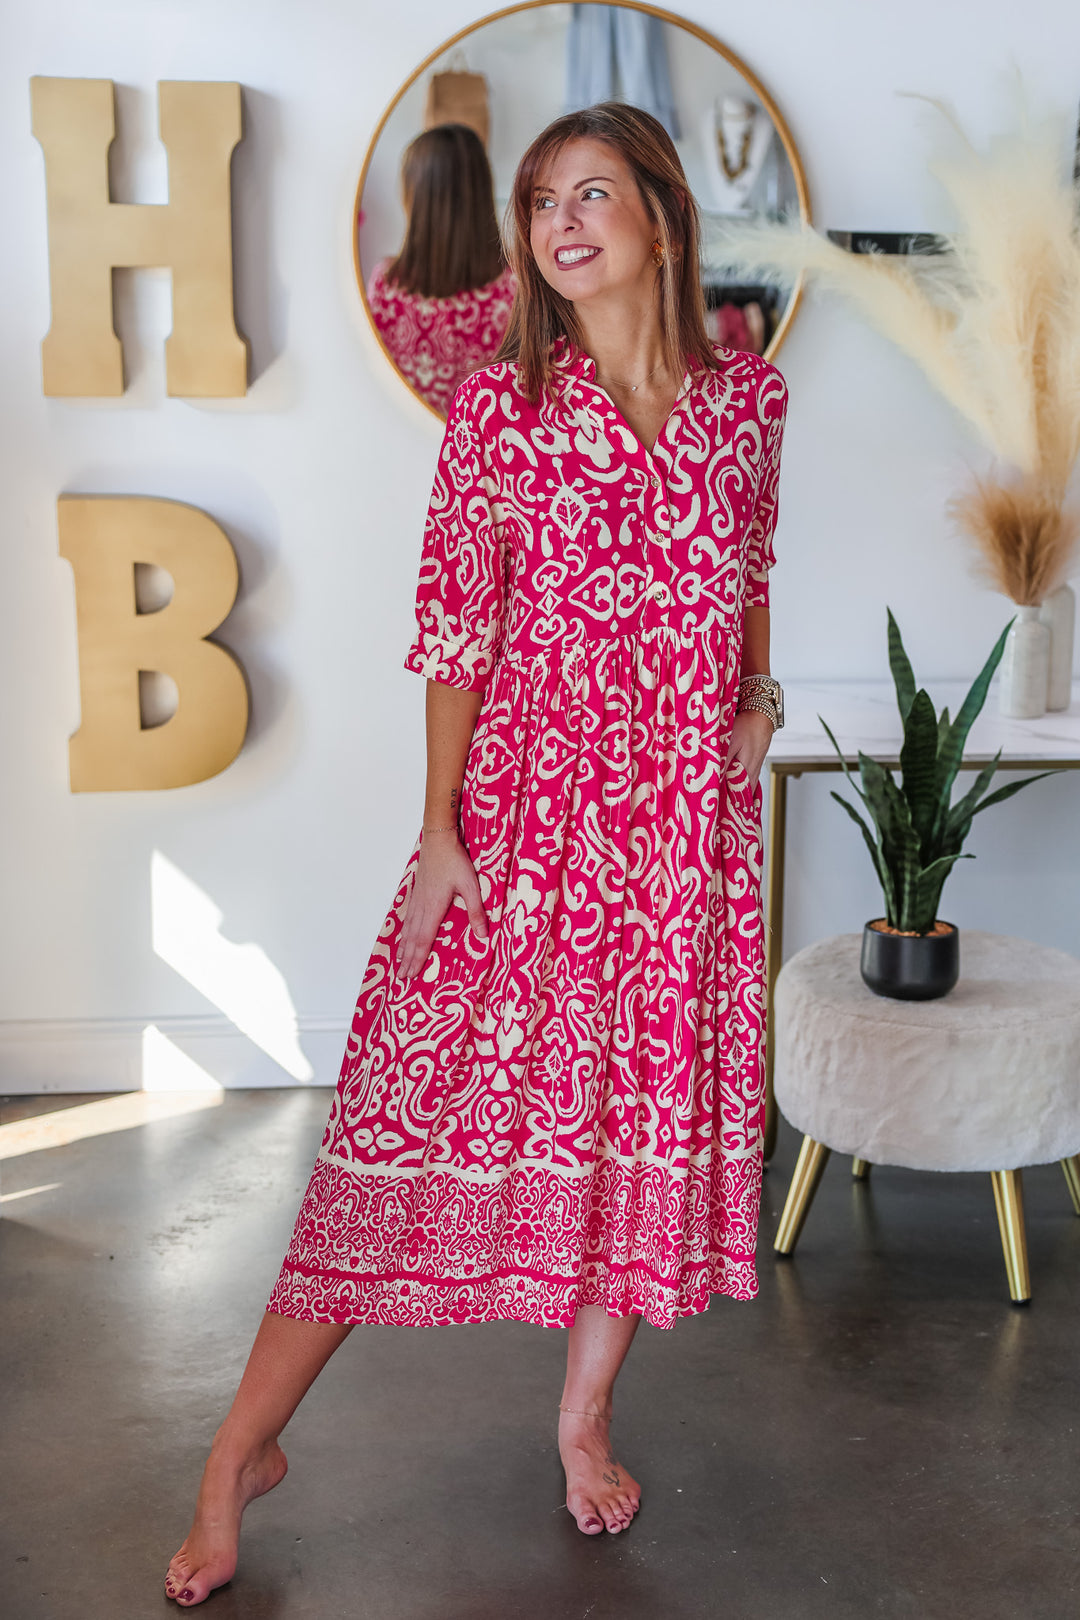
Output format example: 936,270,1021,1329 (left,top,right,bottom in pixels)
600,360,666,394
